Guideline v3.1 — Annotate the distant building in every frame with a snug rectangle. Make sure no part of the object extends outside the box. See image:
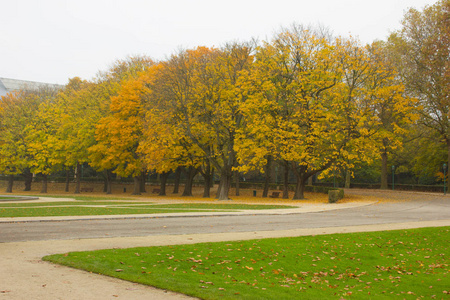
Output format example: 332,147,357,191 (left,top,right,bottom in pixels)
0,77,64,97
